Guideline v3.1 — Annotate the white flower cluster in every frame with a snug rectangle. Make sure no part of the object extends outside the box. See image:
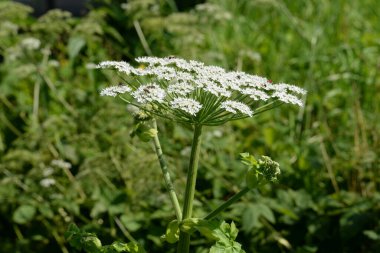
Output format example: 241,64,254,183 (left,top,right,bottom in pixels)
100,85,131,97
20,37,41,50
97,56,306,125
40,178,56,188
167,81,195,96
221,101,253,117
132,83,166,103
51,159,72,170
170,98,202,116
